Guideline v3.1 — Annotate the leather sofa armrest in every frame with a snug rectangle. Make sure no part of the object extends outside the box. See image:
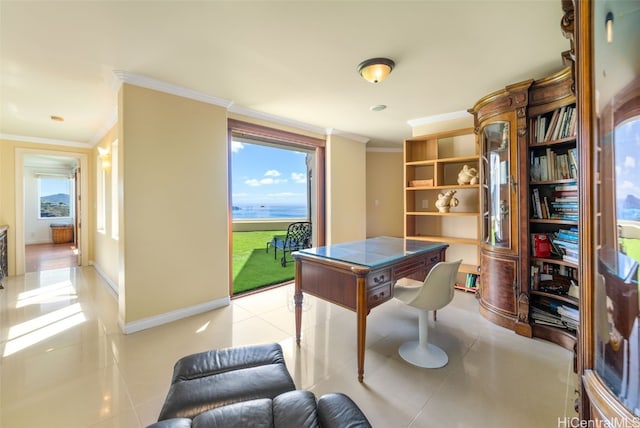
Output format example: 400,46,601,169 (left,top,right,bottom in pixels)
317,393,372,428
